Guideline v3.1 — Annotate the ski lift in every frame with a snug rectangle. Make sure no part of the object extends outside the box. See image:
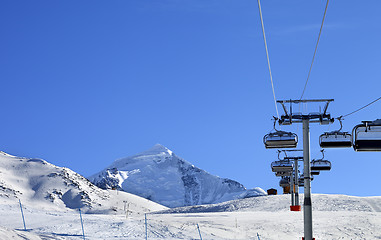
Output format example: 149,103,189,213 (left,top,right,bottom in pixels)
311,170,320,176
298,177,304,187
319,118,352,148
299,174,314,186
279,177,290,188
264,119,298,149
271,160,293,173
310,150,331,171
275,171,291,177
353,119,381,152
